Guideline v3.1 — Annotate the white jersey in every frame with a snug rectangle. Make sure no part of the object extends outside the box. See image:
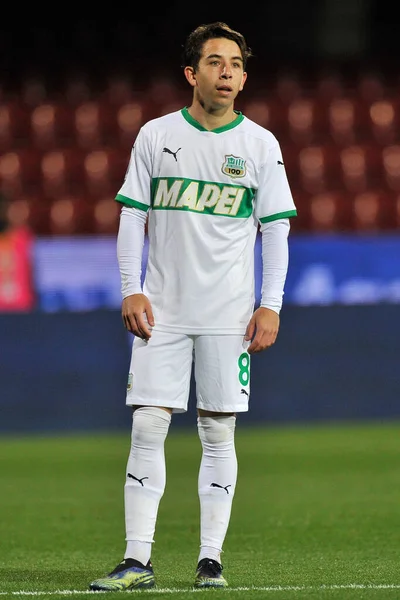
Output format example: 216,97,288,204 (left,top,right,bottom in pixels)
116,107,297,335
